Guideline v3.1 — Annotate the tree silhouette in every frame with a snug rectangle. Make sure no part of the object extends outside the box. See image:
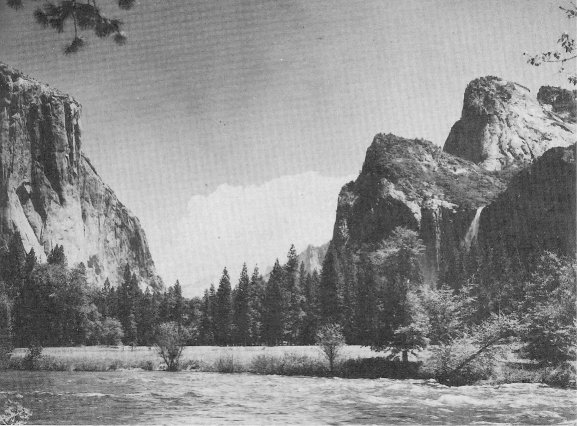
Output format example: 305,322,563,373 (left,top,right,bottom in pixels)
525,3,577,85
7,0,134,54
